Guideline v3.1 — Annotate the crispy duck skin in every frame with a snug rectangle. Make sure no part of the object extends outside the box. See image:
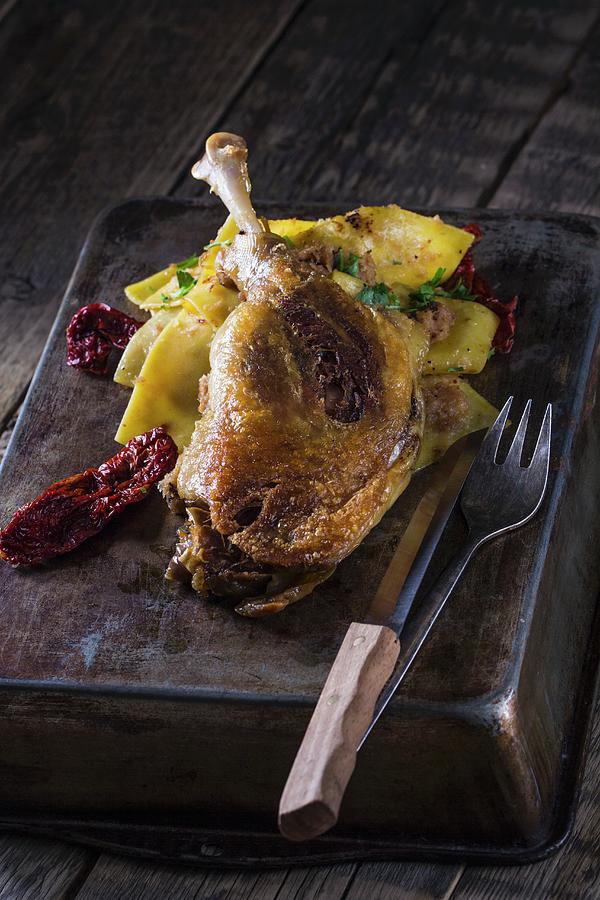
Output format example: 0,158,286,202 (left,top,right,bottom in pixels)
170,133,424,616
